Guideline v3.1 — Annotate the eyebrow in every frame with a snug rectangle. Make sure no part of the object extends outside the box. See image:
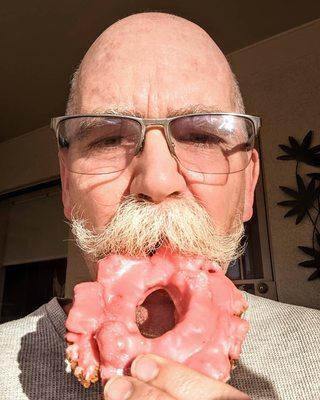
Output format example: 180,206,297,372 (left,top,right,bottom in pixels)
88,106,144,118
84,104,225,118
166,104,224,117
